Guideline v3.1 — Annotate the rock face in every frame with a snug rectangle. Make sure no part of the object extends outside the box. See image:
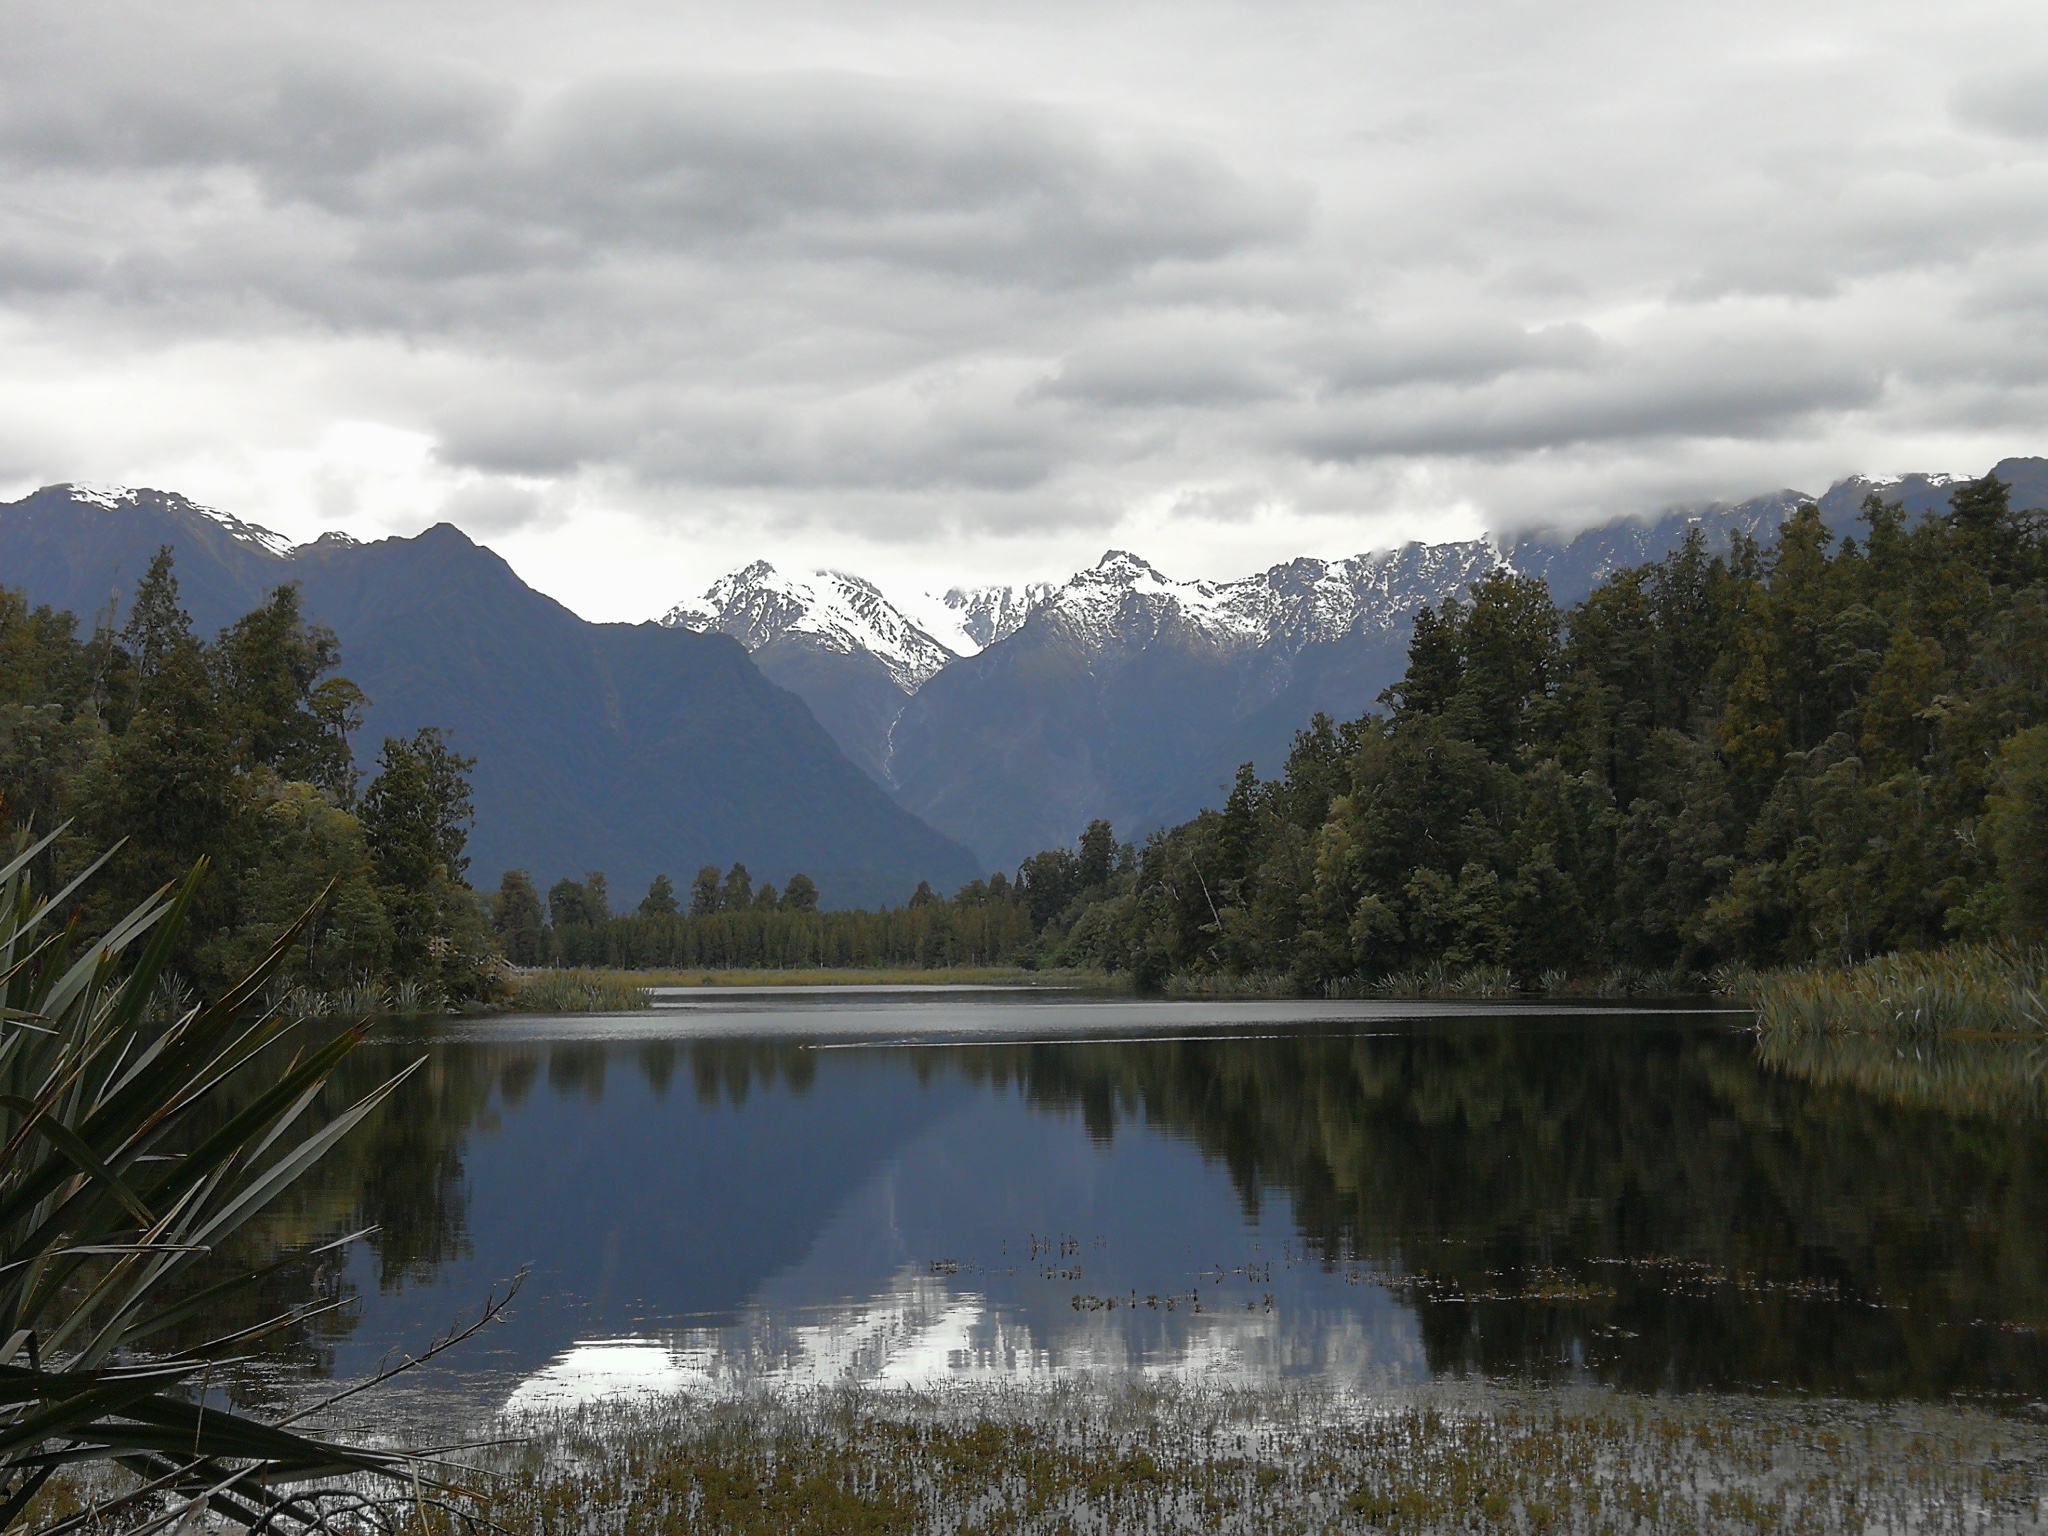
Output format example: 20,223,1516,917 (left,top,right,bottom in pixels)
0,486,983,907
